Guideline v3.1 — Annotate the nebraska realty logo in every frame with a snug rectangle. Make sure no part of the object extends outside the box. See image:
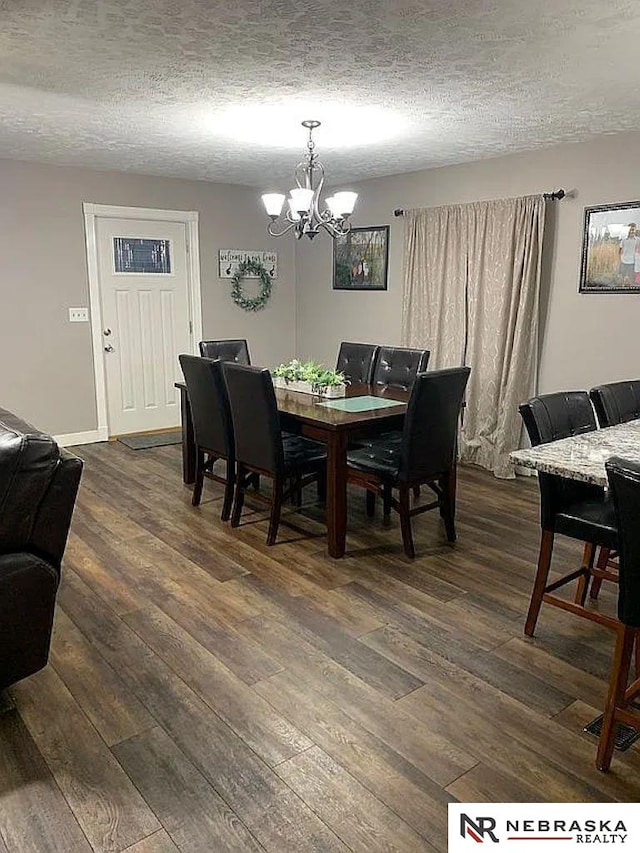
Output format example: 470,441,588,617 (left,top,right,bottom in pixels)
460,814,500,843
448,805,639,852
